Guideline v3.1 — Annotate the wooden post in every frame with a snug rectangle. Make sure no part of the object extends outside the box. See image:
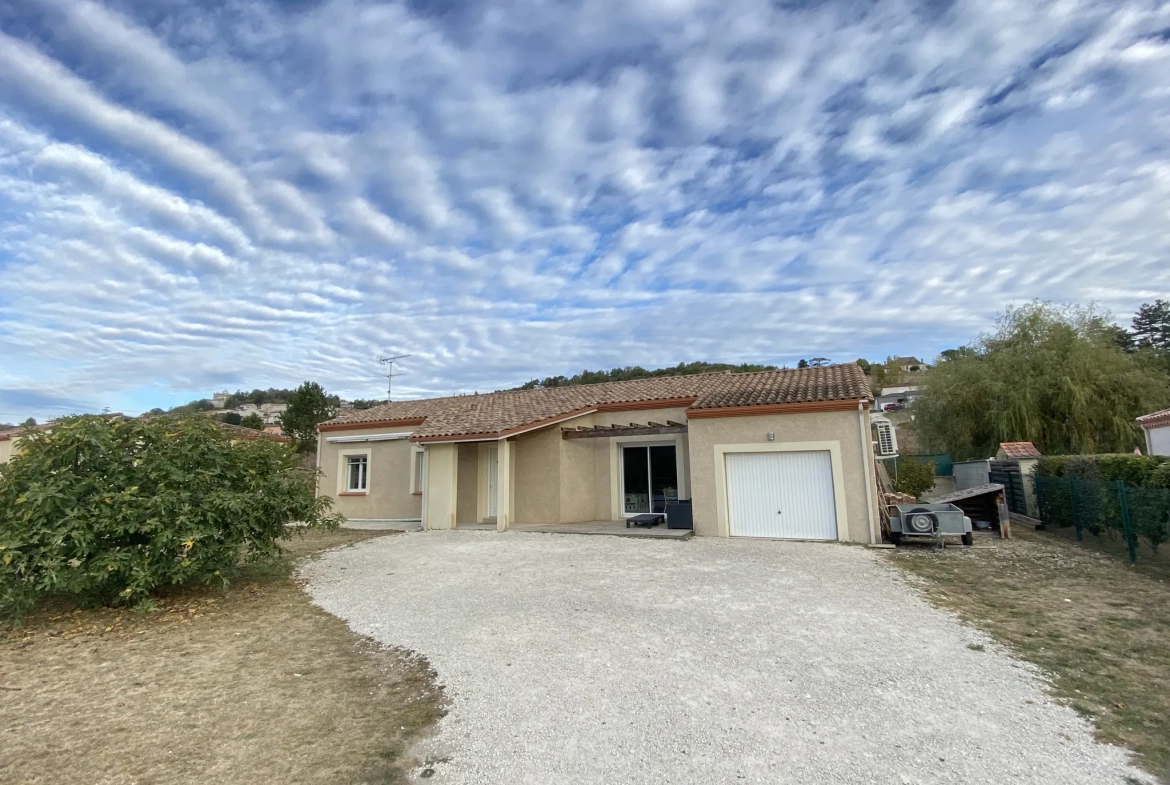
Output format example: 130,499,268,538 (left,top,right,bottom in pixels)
997,490,1011,539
